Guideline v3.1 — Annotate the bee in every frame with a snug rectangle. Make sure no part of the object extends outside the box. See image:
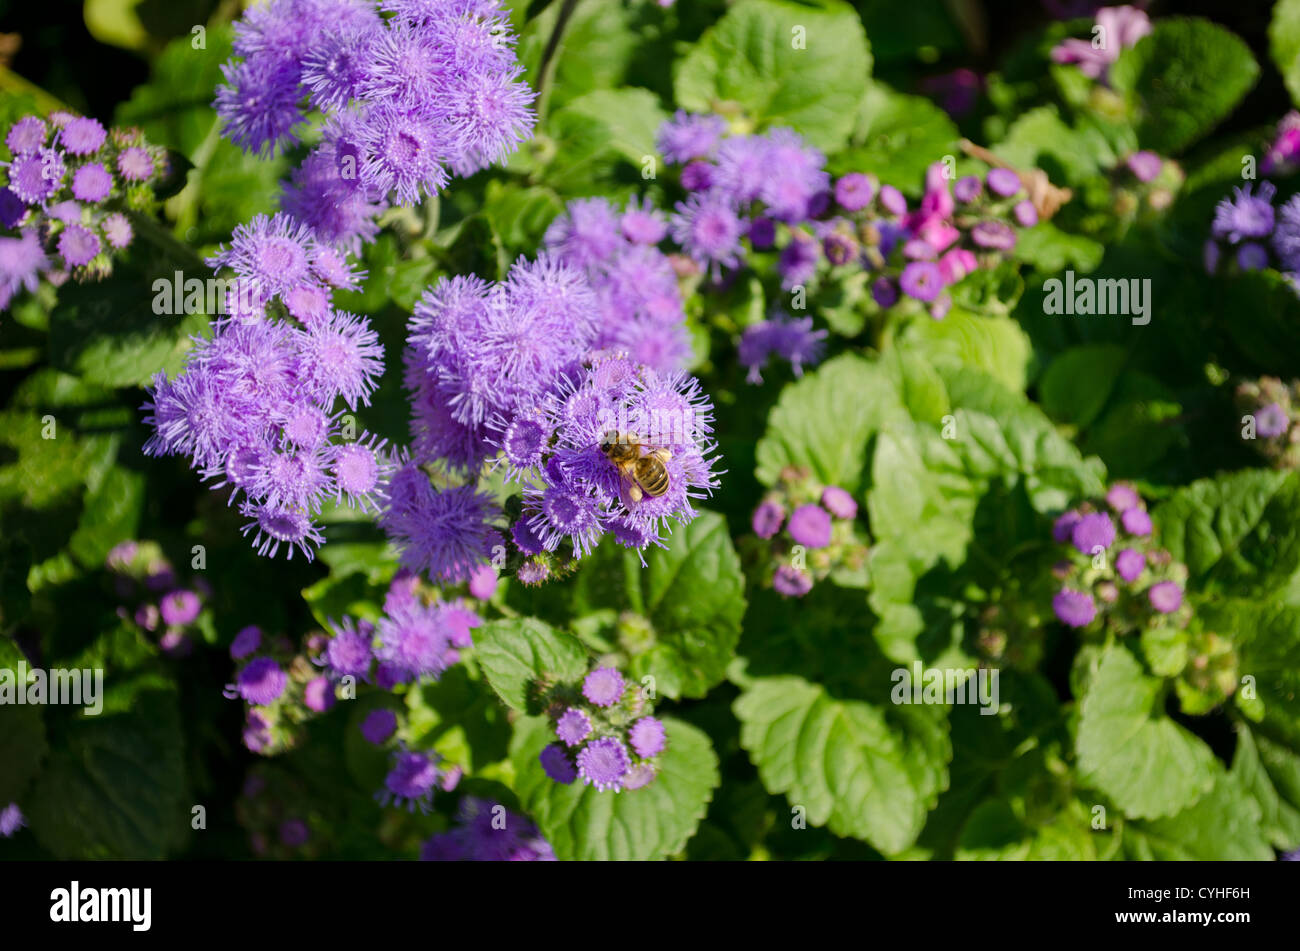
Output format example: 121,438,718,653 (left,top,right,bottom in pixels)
599,430,672,502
